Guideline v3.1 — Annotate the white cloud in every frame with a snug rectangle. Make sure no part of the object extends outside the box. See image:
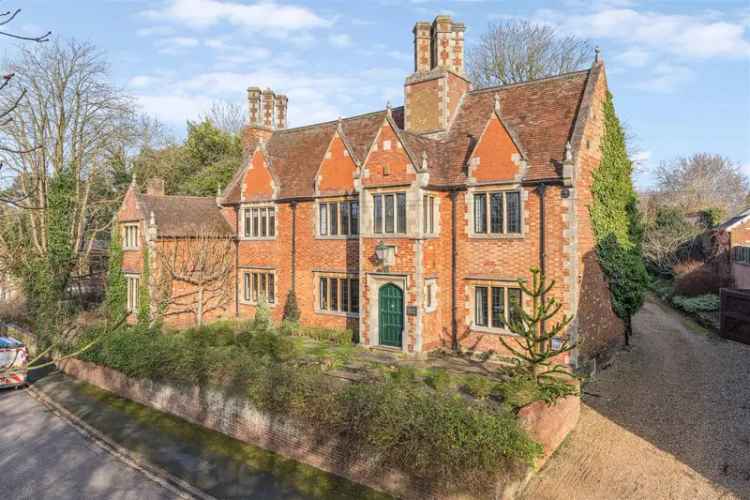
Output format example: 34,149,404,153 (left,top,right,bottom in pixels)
328,34,352,48
534,7,750,59
136,25,176,37
615,47,650,67
629,64,694,93
128,75,161,88
155,36,201,55
132,64,406,131
142,0,331,32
